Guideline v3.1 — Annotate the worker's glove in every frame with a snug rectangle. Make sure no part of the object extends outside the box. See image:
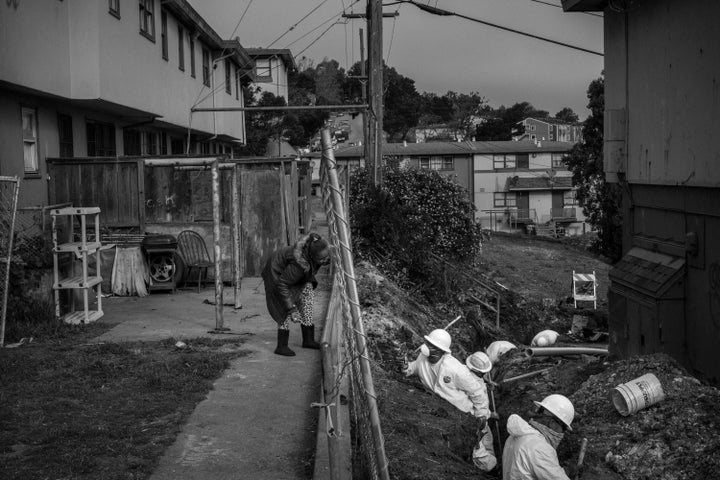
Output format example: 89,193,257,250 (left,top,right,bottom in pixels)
477,417,488,432
287,309,302,324
403,363,413,377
